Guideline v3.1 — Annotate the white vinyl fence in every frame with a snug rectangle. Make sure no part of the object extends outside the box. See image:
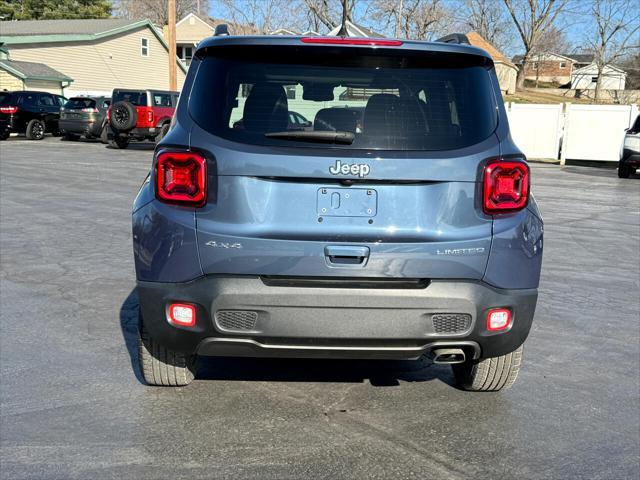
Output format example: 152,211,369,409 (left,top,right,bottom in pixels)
506,102,639,163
